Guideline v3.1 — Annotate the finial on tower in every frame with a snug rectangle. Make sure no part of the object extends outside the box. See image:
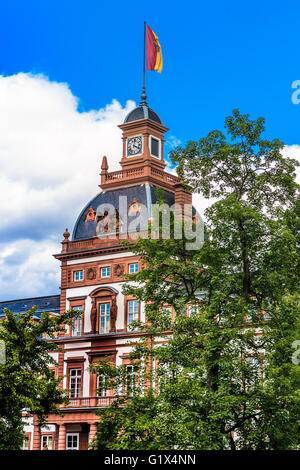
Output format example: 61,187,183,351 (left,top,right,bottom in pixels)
62,228,70,252
101,155,108,172
140,87,148,106
63,228,70,240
